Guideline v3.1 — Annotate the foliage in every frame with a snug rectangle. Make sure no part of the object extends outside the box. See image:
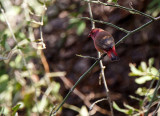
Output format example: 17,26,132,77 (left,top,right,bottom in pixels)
0,0,63,115
129,58,158,84
114,58,160,115
147,0,160,17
